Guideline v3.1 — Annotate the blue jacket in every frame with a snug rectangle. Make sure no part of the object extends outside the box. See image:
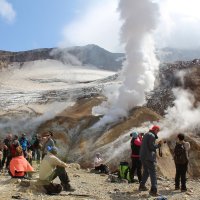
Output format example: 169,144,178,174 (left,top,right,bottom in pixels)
140,131,160,162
